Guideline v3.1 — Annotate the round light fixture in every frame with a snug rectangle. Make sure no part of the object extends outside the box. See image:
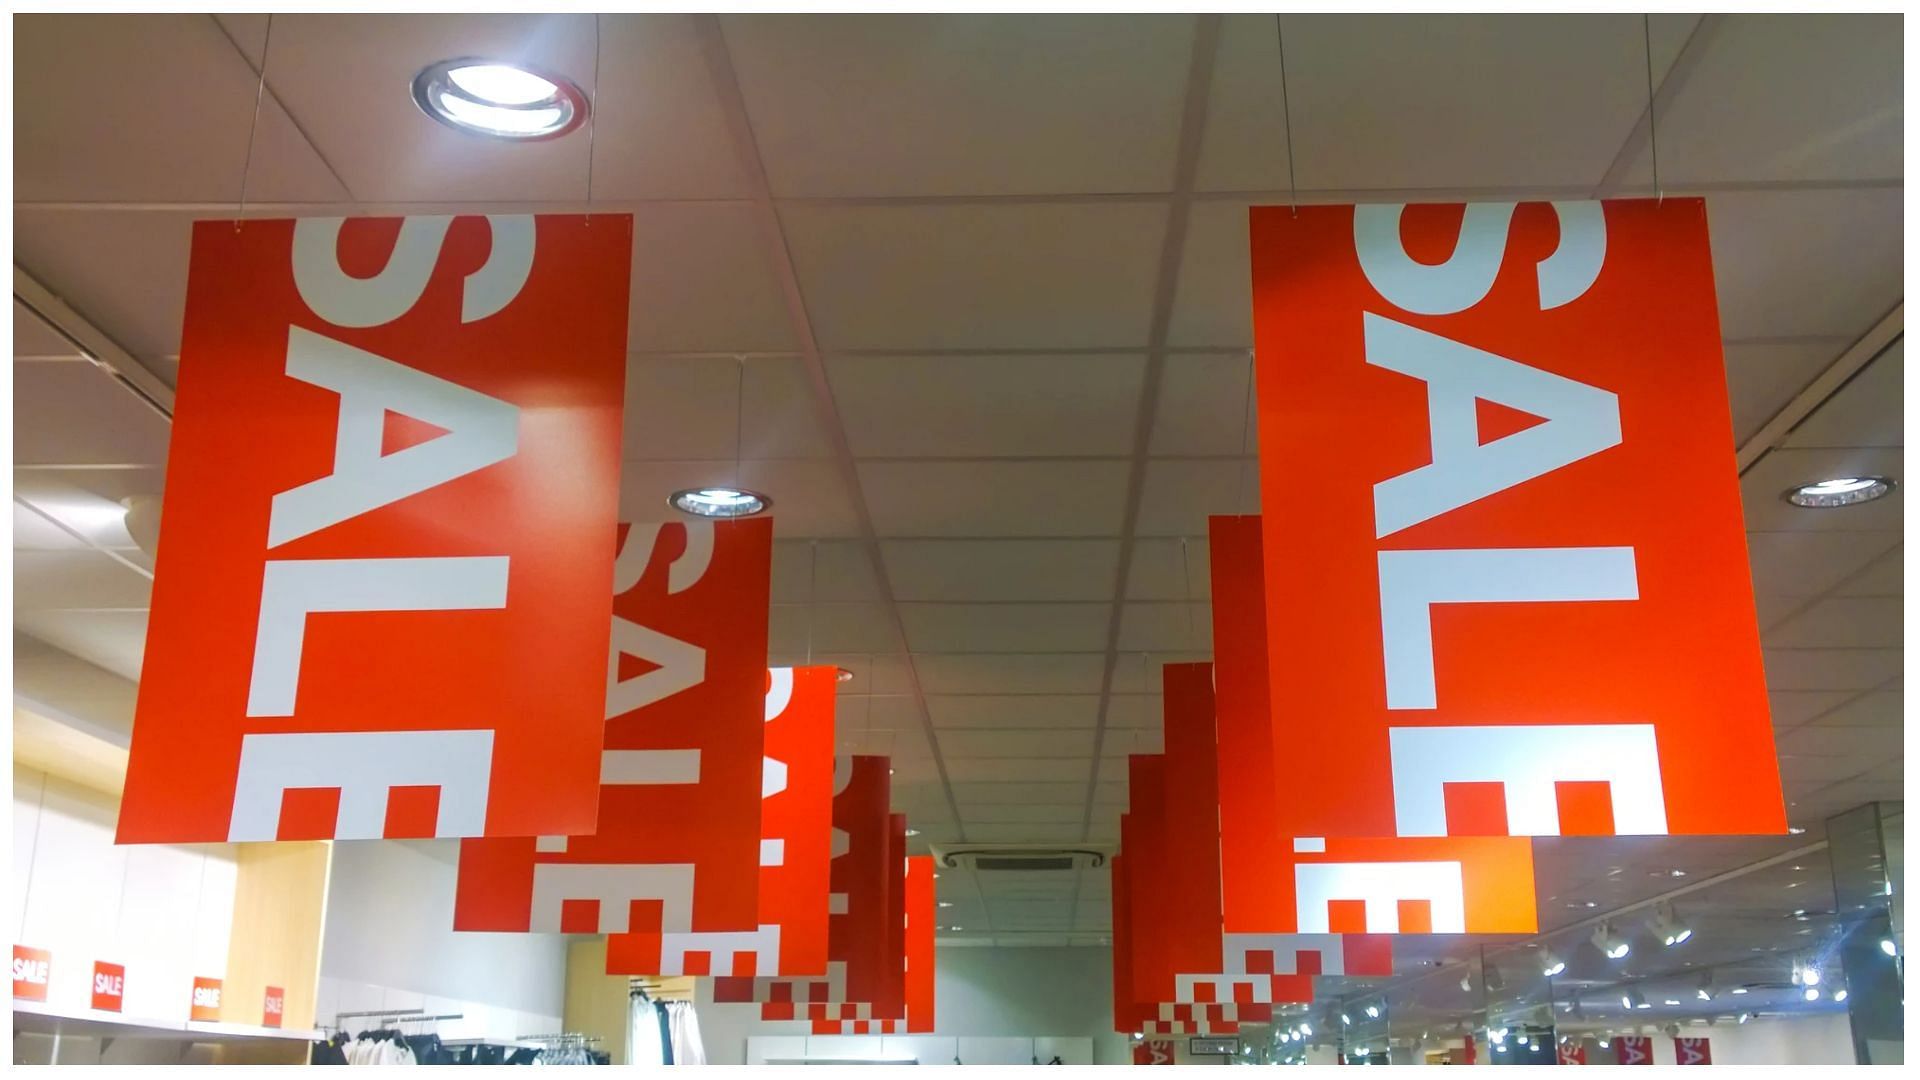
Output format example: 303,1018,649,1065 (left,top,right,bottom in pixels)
1803,987,1820,1002
413,58,587,140
835,667,856,683
1543,955,1567,978
1881,938,1898,957
1784,476,1894,508
1834,988,1849,1003
669,486,771,519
